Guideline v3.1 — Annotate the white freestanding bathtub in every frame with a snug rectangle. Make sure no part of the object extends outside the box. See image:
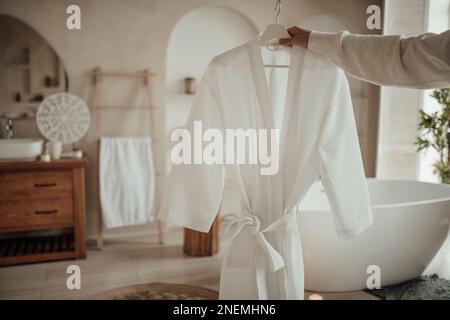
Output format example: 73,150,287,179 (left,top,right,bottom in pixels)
298,179,450,292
